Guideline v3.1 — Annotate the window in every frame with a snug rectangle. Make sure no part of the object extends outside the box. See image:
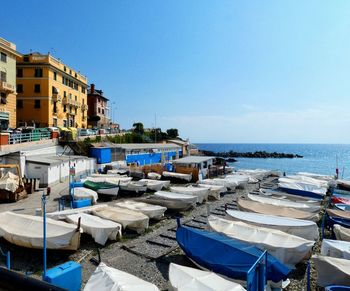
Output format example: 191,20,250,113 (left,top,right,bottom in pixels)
34,100,41,108
34,84,40,93
0,93,6,104
63,105,67,112
0,53,6,63
98,107,101,113
53,72,57,80
75,73,77,78
69,93,72,99
64,66,66,72
62,76,65,84
17,84,23,93
75,95,77,101
63,120,67,127
102,109,104,115
17,100,23,108
23,56,29,62
34,68,43,77
53,102,57,113
64,91,67,97
82,87,86,94
52,86,58,94
17,68,23,77
0,71,7,82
